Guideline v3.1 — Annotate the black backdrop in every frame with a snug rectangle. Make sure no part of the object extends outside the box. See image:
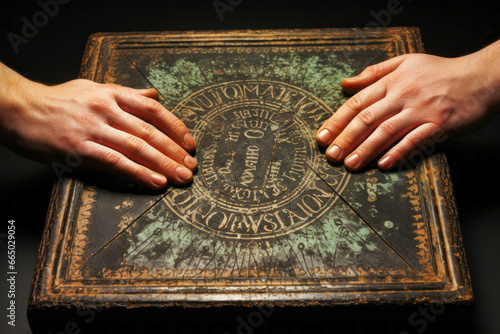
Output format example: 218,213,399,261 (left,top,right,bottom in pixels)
1,1,500,333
